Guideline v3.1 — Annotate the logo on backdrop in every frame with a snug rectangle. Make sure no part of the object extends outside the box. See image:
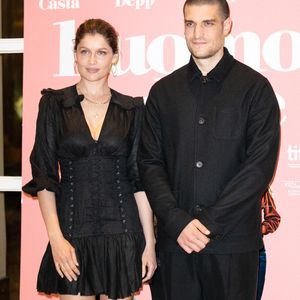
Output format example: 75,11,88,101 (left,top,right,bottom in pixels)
39,0,80,10
283,144,300,196
115,0,155,9
54,20,300,77
287,145,300,169
282,180,300,197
